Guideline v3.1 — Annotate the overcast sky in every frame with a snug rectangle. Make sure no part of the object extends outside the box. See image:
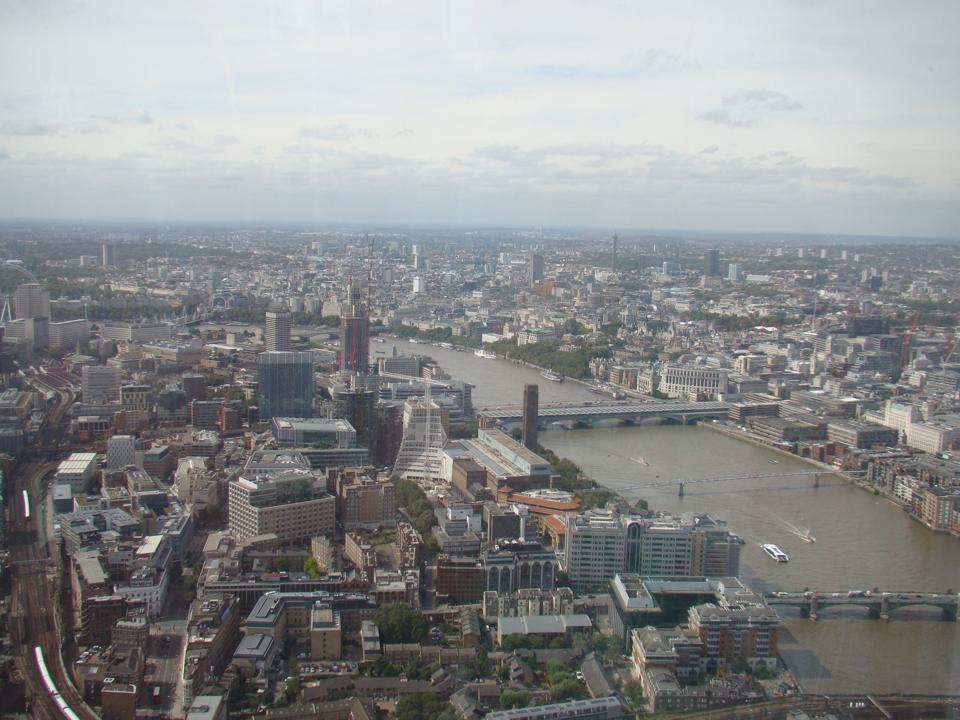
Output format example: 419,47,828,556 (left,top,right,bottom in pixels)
0,1,958,237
